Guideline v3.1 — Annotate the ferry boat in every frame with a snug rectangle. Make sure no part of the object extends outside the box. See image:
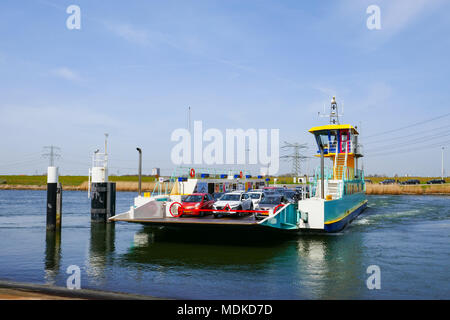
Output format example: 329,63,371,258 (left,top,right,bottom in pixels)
110,97,366,233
